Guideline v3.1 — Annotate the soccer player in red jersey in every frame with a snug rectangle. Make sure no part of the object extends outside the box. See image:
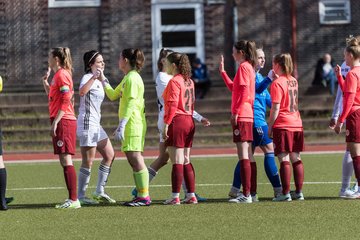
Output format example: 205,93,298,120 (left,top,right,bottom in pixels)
42,47,80,209
268,53,304,201
335,37,360,198
219,40,257,203
162,52,197,205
